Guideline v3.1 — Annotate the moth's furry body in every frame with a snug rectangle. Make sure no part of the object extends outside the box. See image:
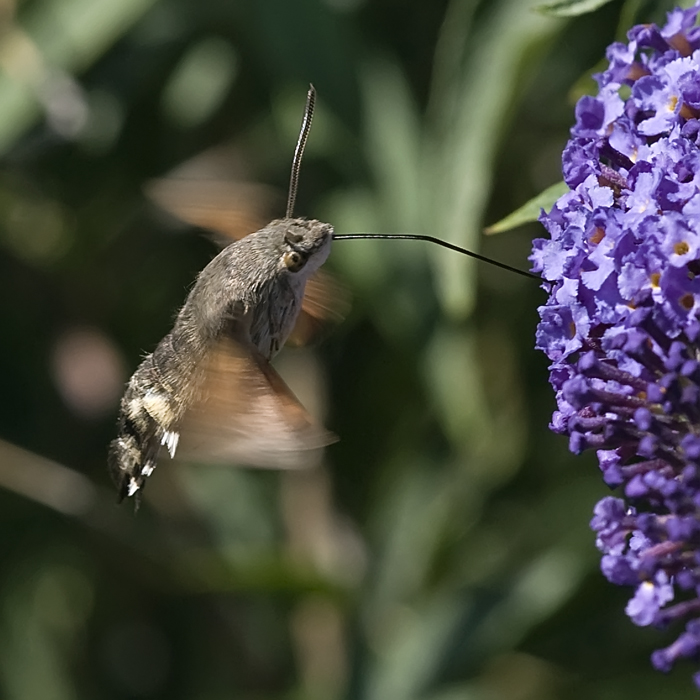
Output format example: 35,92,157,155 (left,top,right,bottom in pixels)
108,218,332,501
